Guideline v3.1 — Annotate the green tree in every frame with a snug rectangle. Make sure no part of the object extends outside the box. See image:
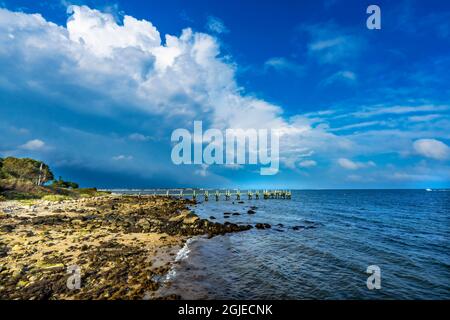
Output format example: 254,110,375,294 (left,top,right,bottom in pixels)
67,181,79,189
0,158,4,179
1,157,54,185
51,176,79,189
